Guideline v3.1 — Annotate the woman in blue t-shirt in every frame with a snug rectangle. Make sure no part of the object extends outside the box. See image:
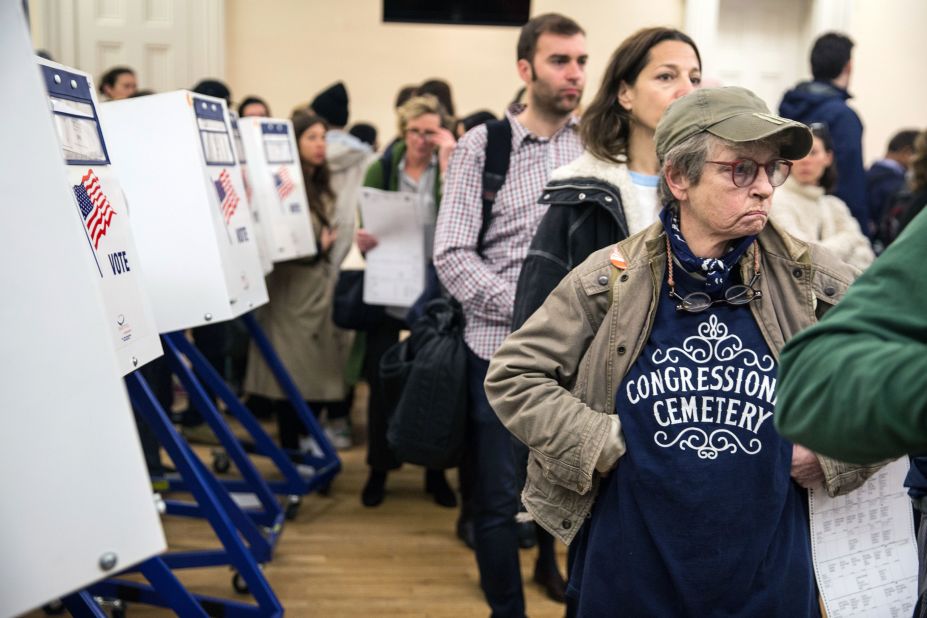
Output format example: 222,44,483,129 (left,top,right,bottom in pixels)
486,87,882,616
